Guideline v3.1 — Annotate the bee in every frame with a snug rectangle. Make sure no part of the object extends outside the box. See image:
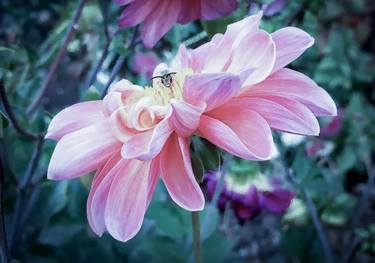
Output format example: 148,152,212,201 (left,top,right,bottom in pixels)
151,72,177,88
